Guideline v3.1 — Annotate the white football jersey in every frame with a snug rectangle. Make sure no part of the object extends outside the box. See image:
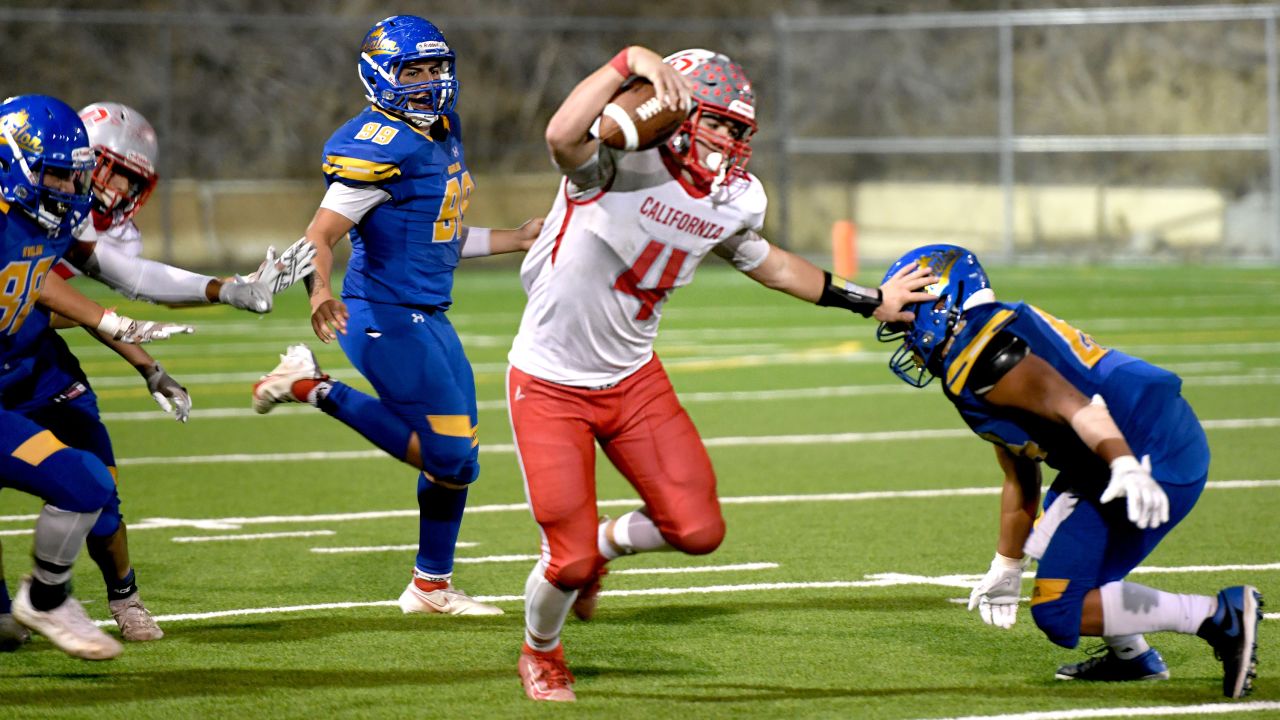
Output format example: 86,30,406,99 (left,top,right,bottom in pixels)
509,147,771,387
76,219,144,257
